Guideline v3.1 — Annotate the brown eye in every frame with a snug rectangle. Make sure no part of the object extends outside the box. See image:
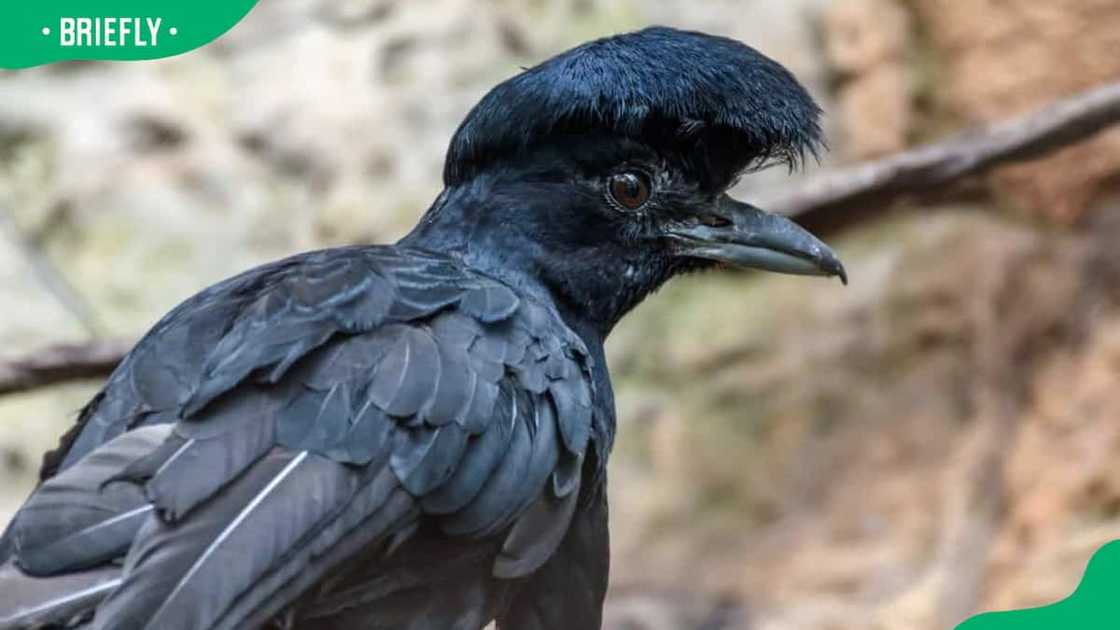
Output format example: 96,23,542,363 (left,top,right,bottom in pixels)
607,171,652,210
